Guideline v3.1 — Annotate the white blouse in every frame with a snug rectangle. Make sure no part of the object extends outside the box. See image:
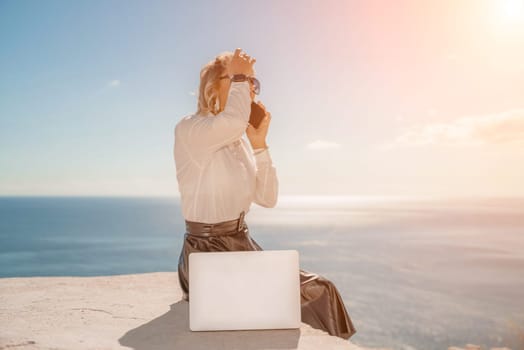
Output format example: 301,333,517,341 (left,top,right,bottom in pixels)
173,81,279,224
